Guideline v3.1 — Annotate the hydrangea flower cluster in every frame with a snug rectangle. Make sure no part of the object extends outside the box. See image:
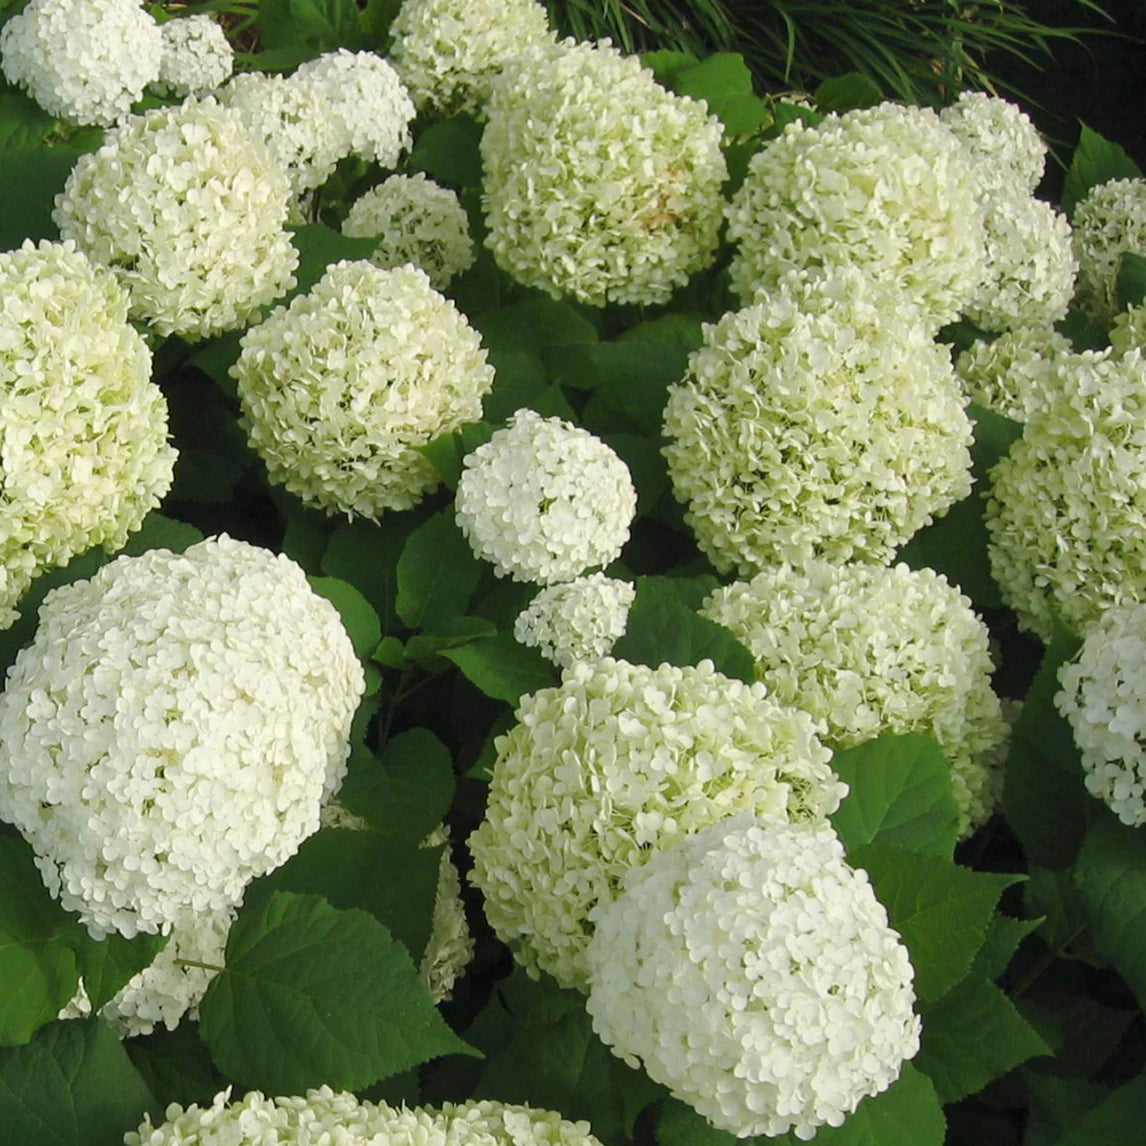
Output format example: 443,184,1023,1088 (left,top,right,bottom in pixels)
154,13,233,97
481,37,727,306
468,657,846,990
437,1100,604,1146
726,102,986,327
234,260,494,519
586,815,921,1140
1112,301,1146,357
342,173,475,289
291,50,415,167
61,904,234,1037
1057,600,1146,826
513,574,635,667
1073,178,1146,324
986,348,1146,640
0,0,161,126
0,239,175,629
53,97,298,339
955,327,1075,421
661,272,973,575
0,536,365,938
455,410,637,585
390,0,554,116
939,92,1048,193
701,561,1007,835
